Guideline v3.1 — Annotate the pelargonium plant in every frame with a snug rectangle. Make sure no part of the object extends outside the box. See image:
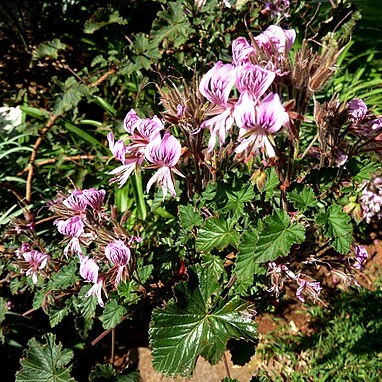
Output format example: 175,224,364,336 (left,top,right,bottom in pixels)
4,16,382,380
